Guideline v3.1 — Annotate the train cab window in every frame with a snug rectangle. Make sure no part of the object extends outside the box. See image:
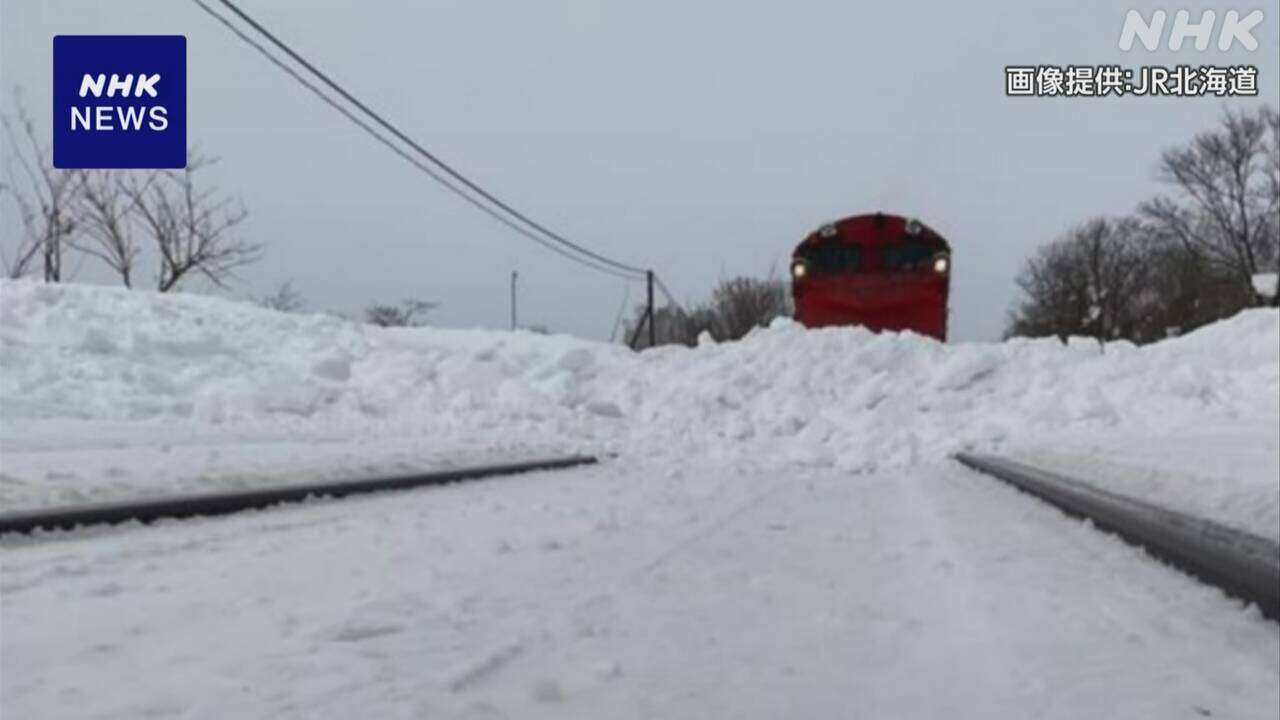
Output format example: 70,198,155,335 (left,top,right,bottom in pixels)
880,242,935,272
803,243,861,274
